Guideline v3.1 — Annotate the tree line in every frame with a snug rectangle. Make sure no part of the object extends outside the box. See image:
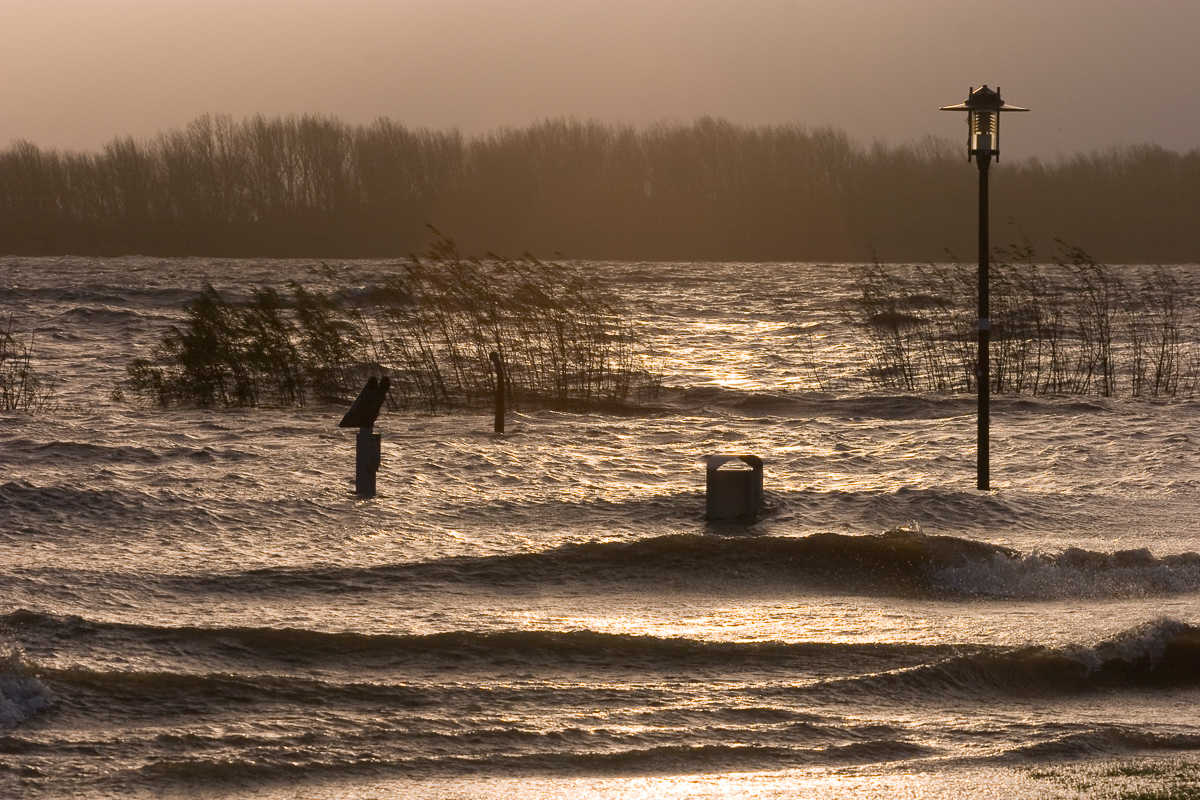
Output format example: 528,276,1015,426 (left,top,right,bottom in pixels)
2,114,1197,262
